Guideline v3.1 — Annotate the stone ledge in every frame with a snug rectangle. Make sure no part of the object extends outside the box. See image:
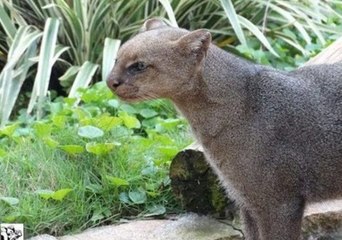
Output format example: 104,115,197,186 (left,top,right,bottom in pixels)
29,199,342,240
